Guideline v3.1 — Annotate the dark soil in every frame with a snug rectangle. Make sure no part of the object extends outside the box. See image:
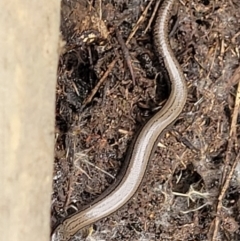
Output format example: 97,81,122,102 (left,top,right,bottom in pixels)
51,0,240,240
